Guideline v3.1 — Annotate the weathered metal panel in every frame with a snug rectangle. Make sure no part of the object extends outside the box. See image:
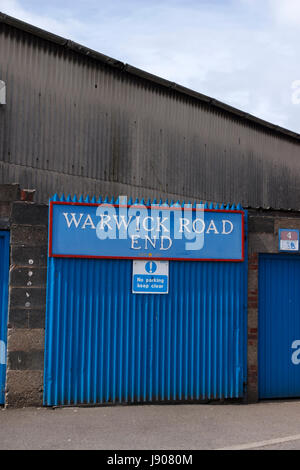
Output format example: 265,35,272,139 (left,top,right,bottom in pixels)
259,254,300,399
44,198,247,406
0,231,9,404
1,21,300,209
